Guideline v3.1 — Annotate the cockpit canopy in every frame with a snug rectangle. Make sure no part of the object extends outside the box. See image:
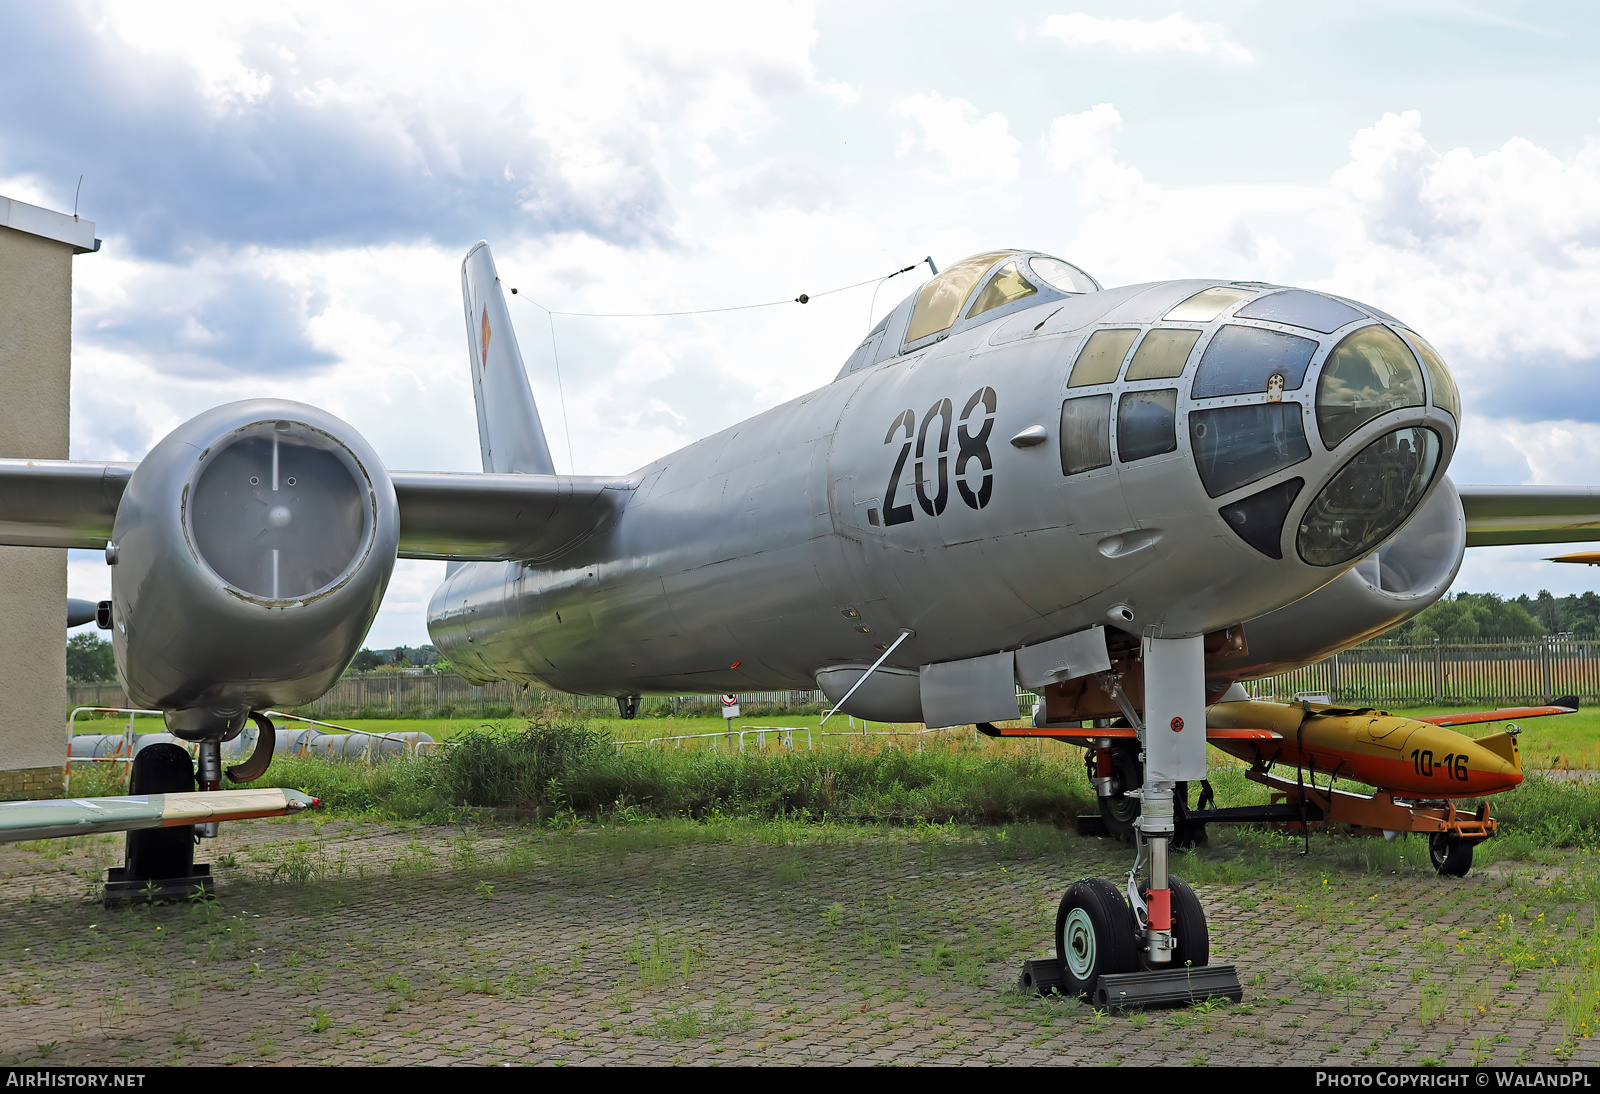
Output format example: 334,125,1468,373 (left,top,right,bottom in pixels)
839,250,1099,377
